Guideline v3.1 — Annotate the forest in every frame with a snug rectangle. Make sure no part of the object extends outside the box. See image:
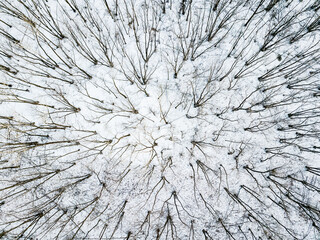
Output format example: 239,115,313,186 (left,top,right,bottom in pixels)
0,0,319,239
